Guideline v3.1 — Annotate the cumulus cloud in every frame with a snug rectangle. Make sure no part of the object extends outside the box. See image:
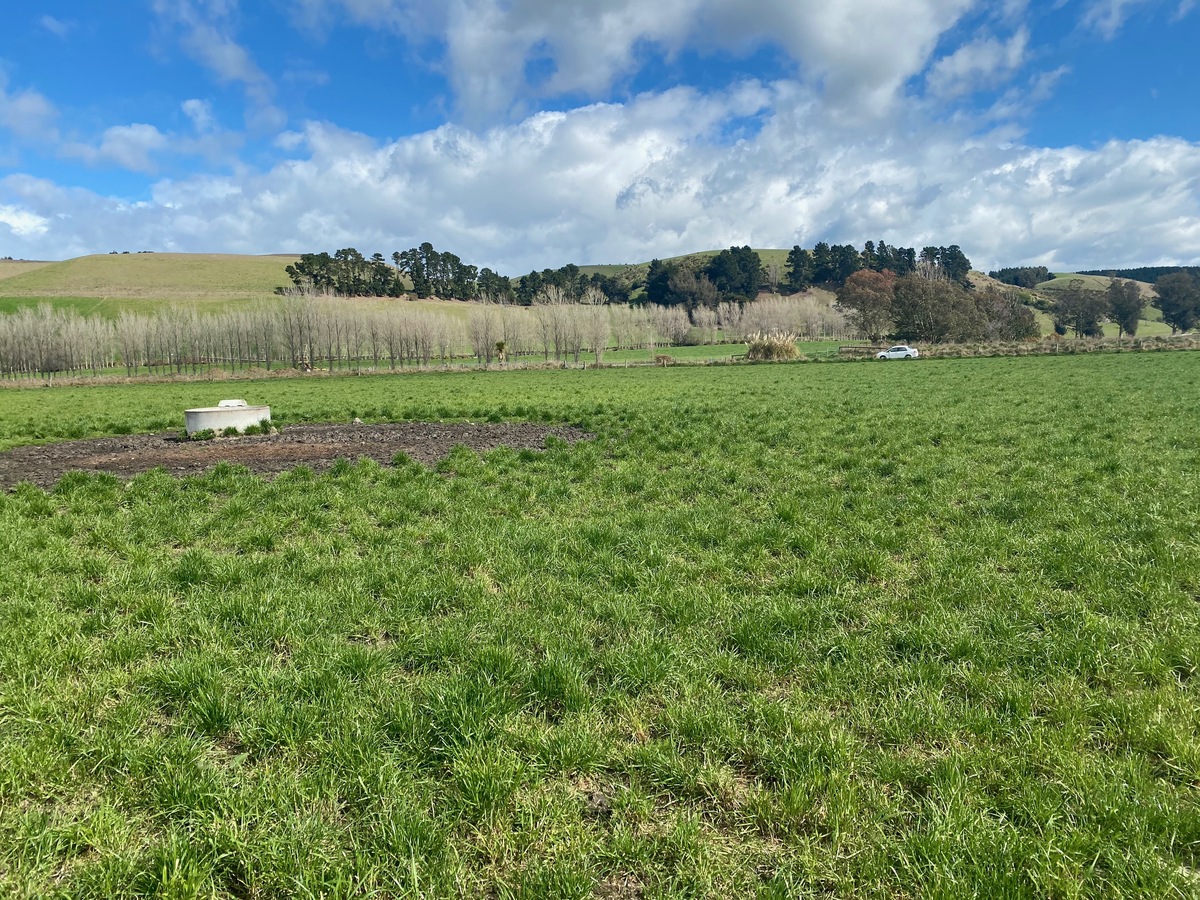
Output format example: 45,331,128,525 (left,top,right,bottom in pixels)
287,0,976,121
182,99,216,132
3,83,1199,271
59,114,243,173
0,75,59,142
926,29,1029,98
62,124,171,174
0,202,49,238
